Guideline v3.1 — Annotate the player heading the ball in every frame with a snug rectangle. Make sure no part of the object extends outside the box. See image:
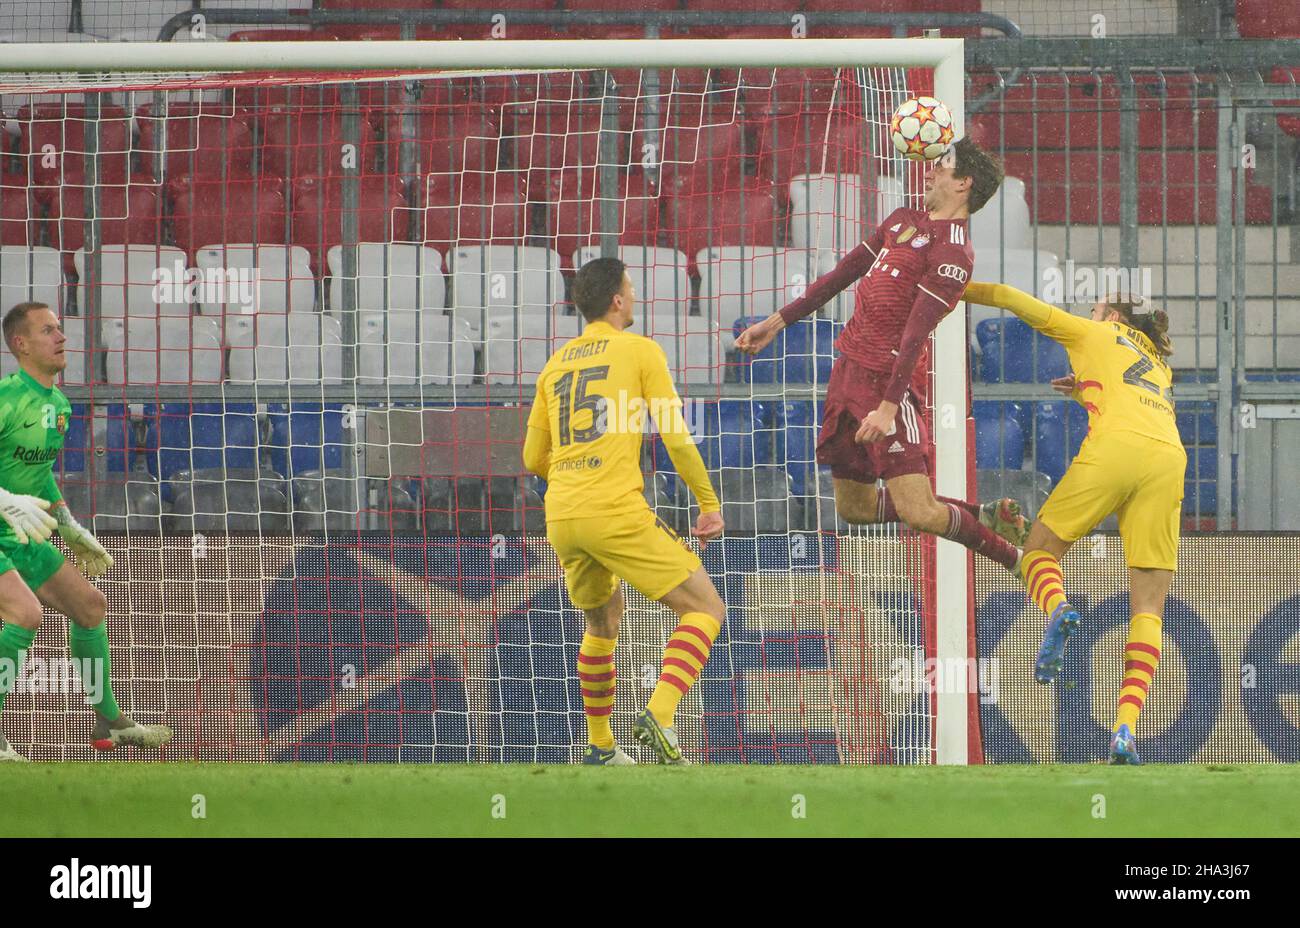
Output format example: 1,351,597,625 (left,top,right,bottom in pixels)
523,259,726,766
737,137,1029,568
0,302,172,762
